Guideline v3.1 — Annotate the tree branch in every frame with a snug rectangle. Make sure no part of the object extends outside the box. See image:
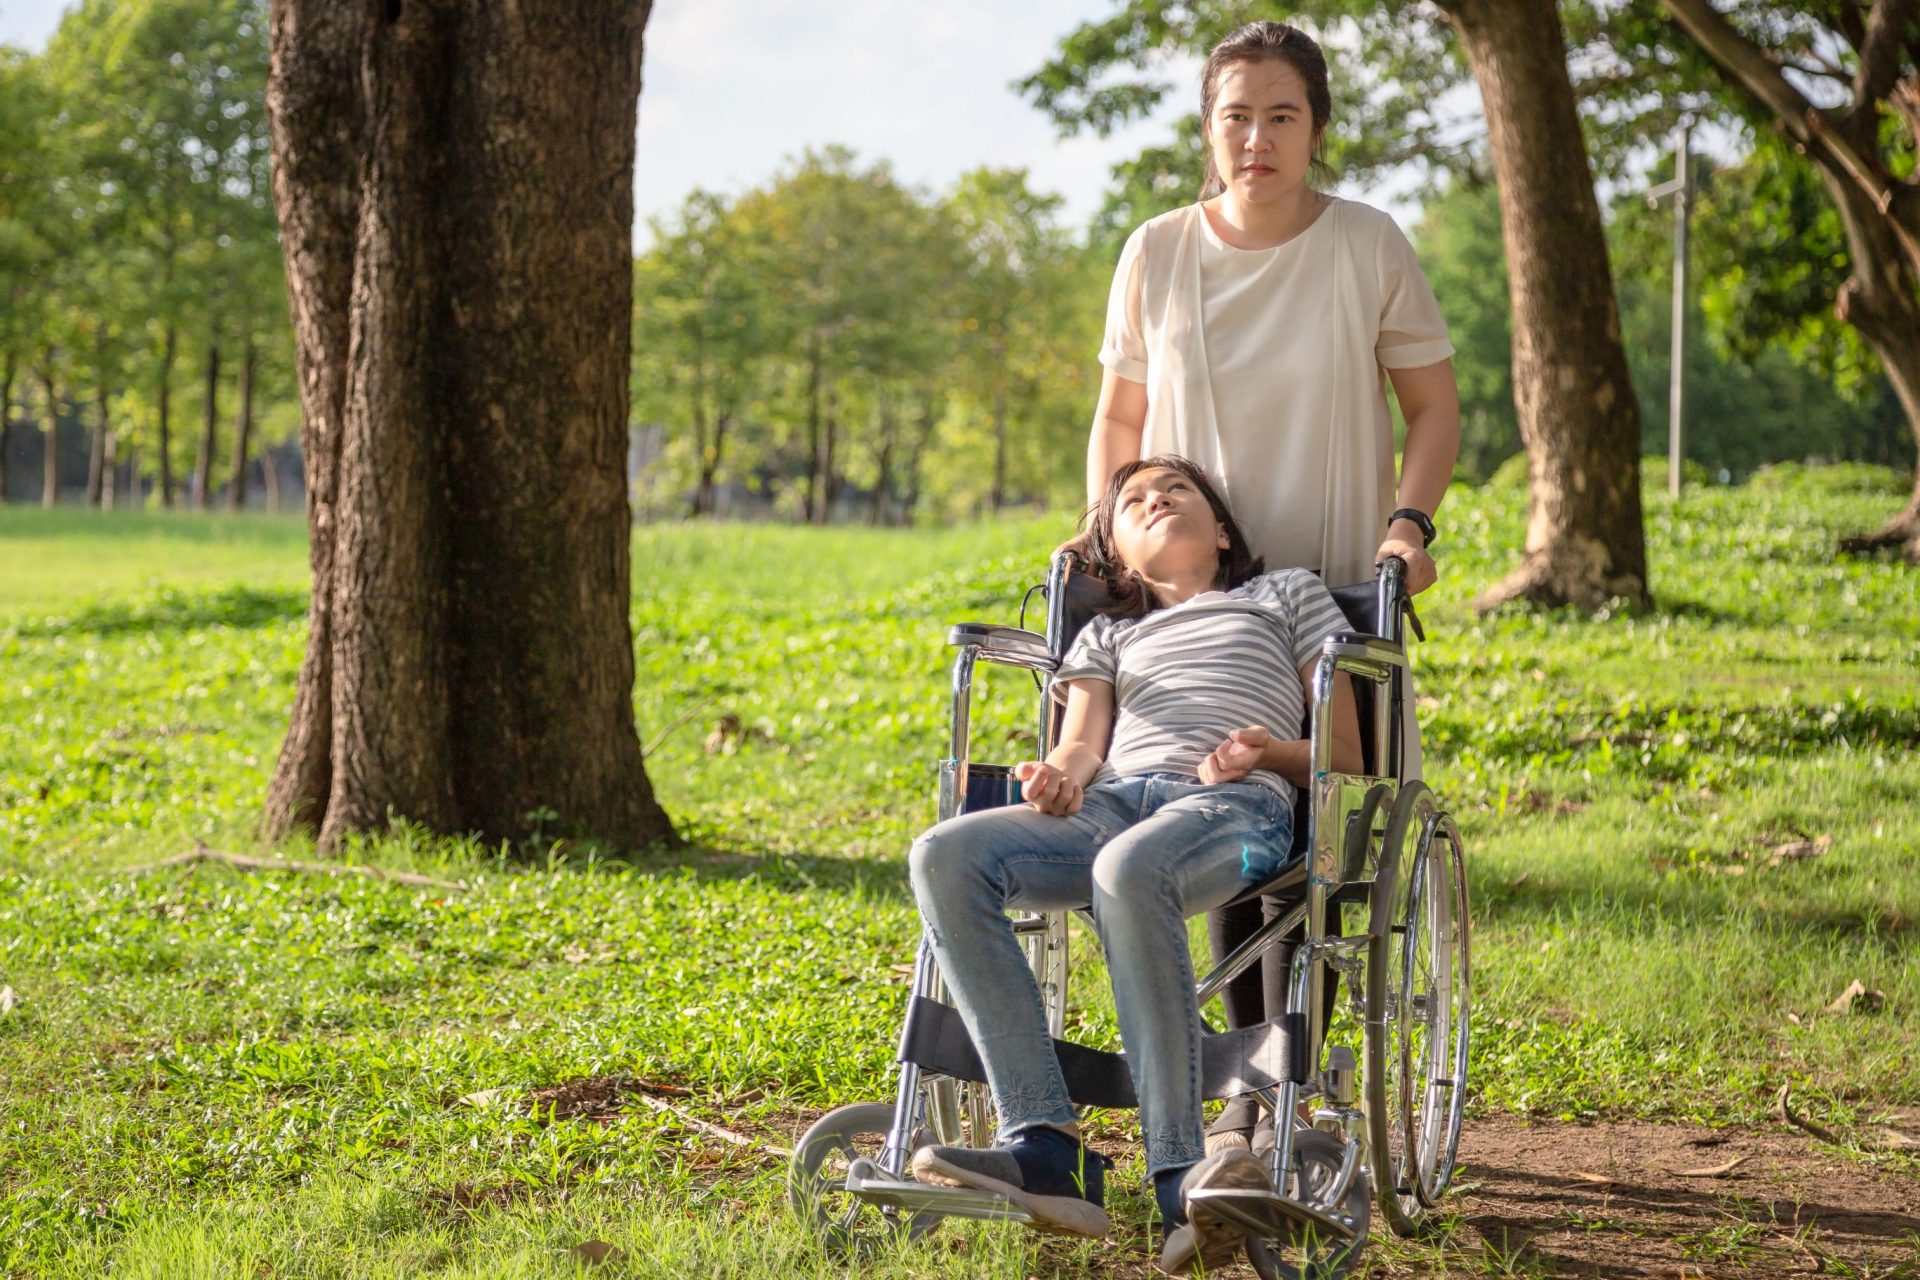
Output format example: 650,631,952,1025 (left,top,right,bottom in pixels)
1849,0,1919,112
1661,0,1897,217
